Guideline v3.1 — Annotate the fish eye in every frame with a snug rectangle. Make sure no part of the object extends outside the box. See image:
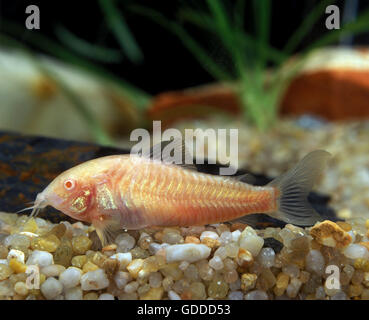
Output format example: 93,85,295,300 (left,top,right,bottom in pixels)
64,179,76,191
